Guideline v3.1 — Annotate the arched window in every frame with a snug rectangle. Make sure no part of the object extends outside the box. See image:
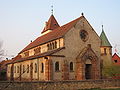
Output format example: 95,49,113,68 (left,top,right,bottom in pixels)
14,66,16,73
47,44,50,50
55,41,57,48
17,66,19,73
38,47,41,53
104,48,107,55
35,63,37,73
55,62,59,72
52,42,55,49
50,43,52,50
23,65,25,73
27,65,29,73
70,62,73,71
41,63,44,73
